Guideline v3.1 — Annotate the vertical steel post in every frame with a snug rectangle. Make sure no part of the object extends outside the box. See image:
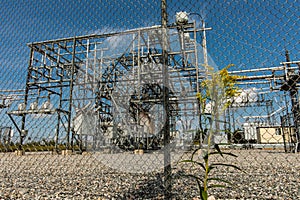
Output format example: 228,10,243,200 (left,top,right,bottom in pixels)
283,93,292,151
161,0,171,199
20,47,34,150
280,116,287,152
285,50,300,152
202,20,208,68
67,37,77,150
55,45,62,152
138,30,141,145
